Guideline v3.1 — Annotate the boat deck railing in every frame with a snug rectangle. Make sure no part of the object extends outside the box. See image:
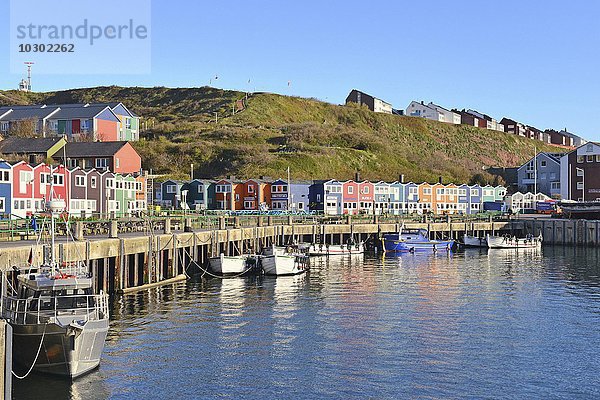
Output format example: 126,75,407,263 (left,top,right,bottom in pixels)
2,293,109,325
